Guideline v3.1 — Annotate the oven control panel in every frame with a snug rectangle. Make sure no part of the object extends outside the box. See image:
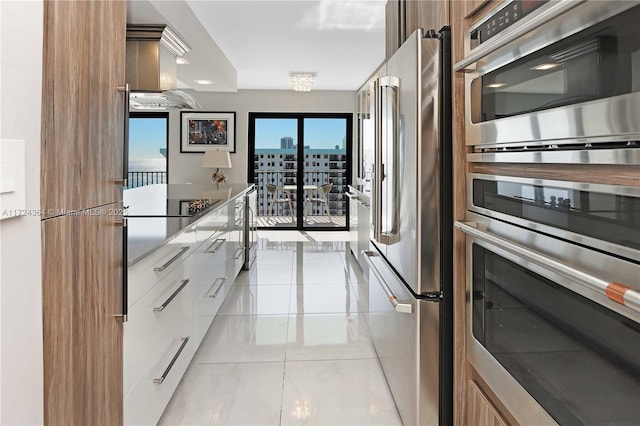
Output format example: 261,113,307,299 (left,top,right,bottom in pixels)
471,0,548,45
